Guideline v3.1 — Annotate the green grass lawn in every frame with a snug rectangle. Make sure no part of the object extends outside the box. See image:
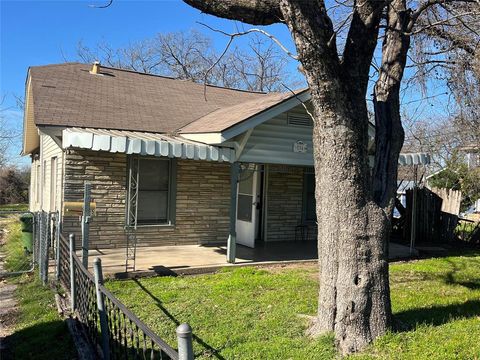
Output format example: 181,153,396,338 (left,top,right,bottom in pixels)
107,252,480,360
0,214,33,272
0,203,29,211
6,274,77,360
1,208,75,359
